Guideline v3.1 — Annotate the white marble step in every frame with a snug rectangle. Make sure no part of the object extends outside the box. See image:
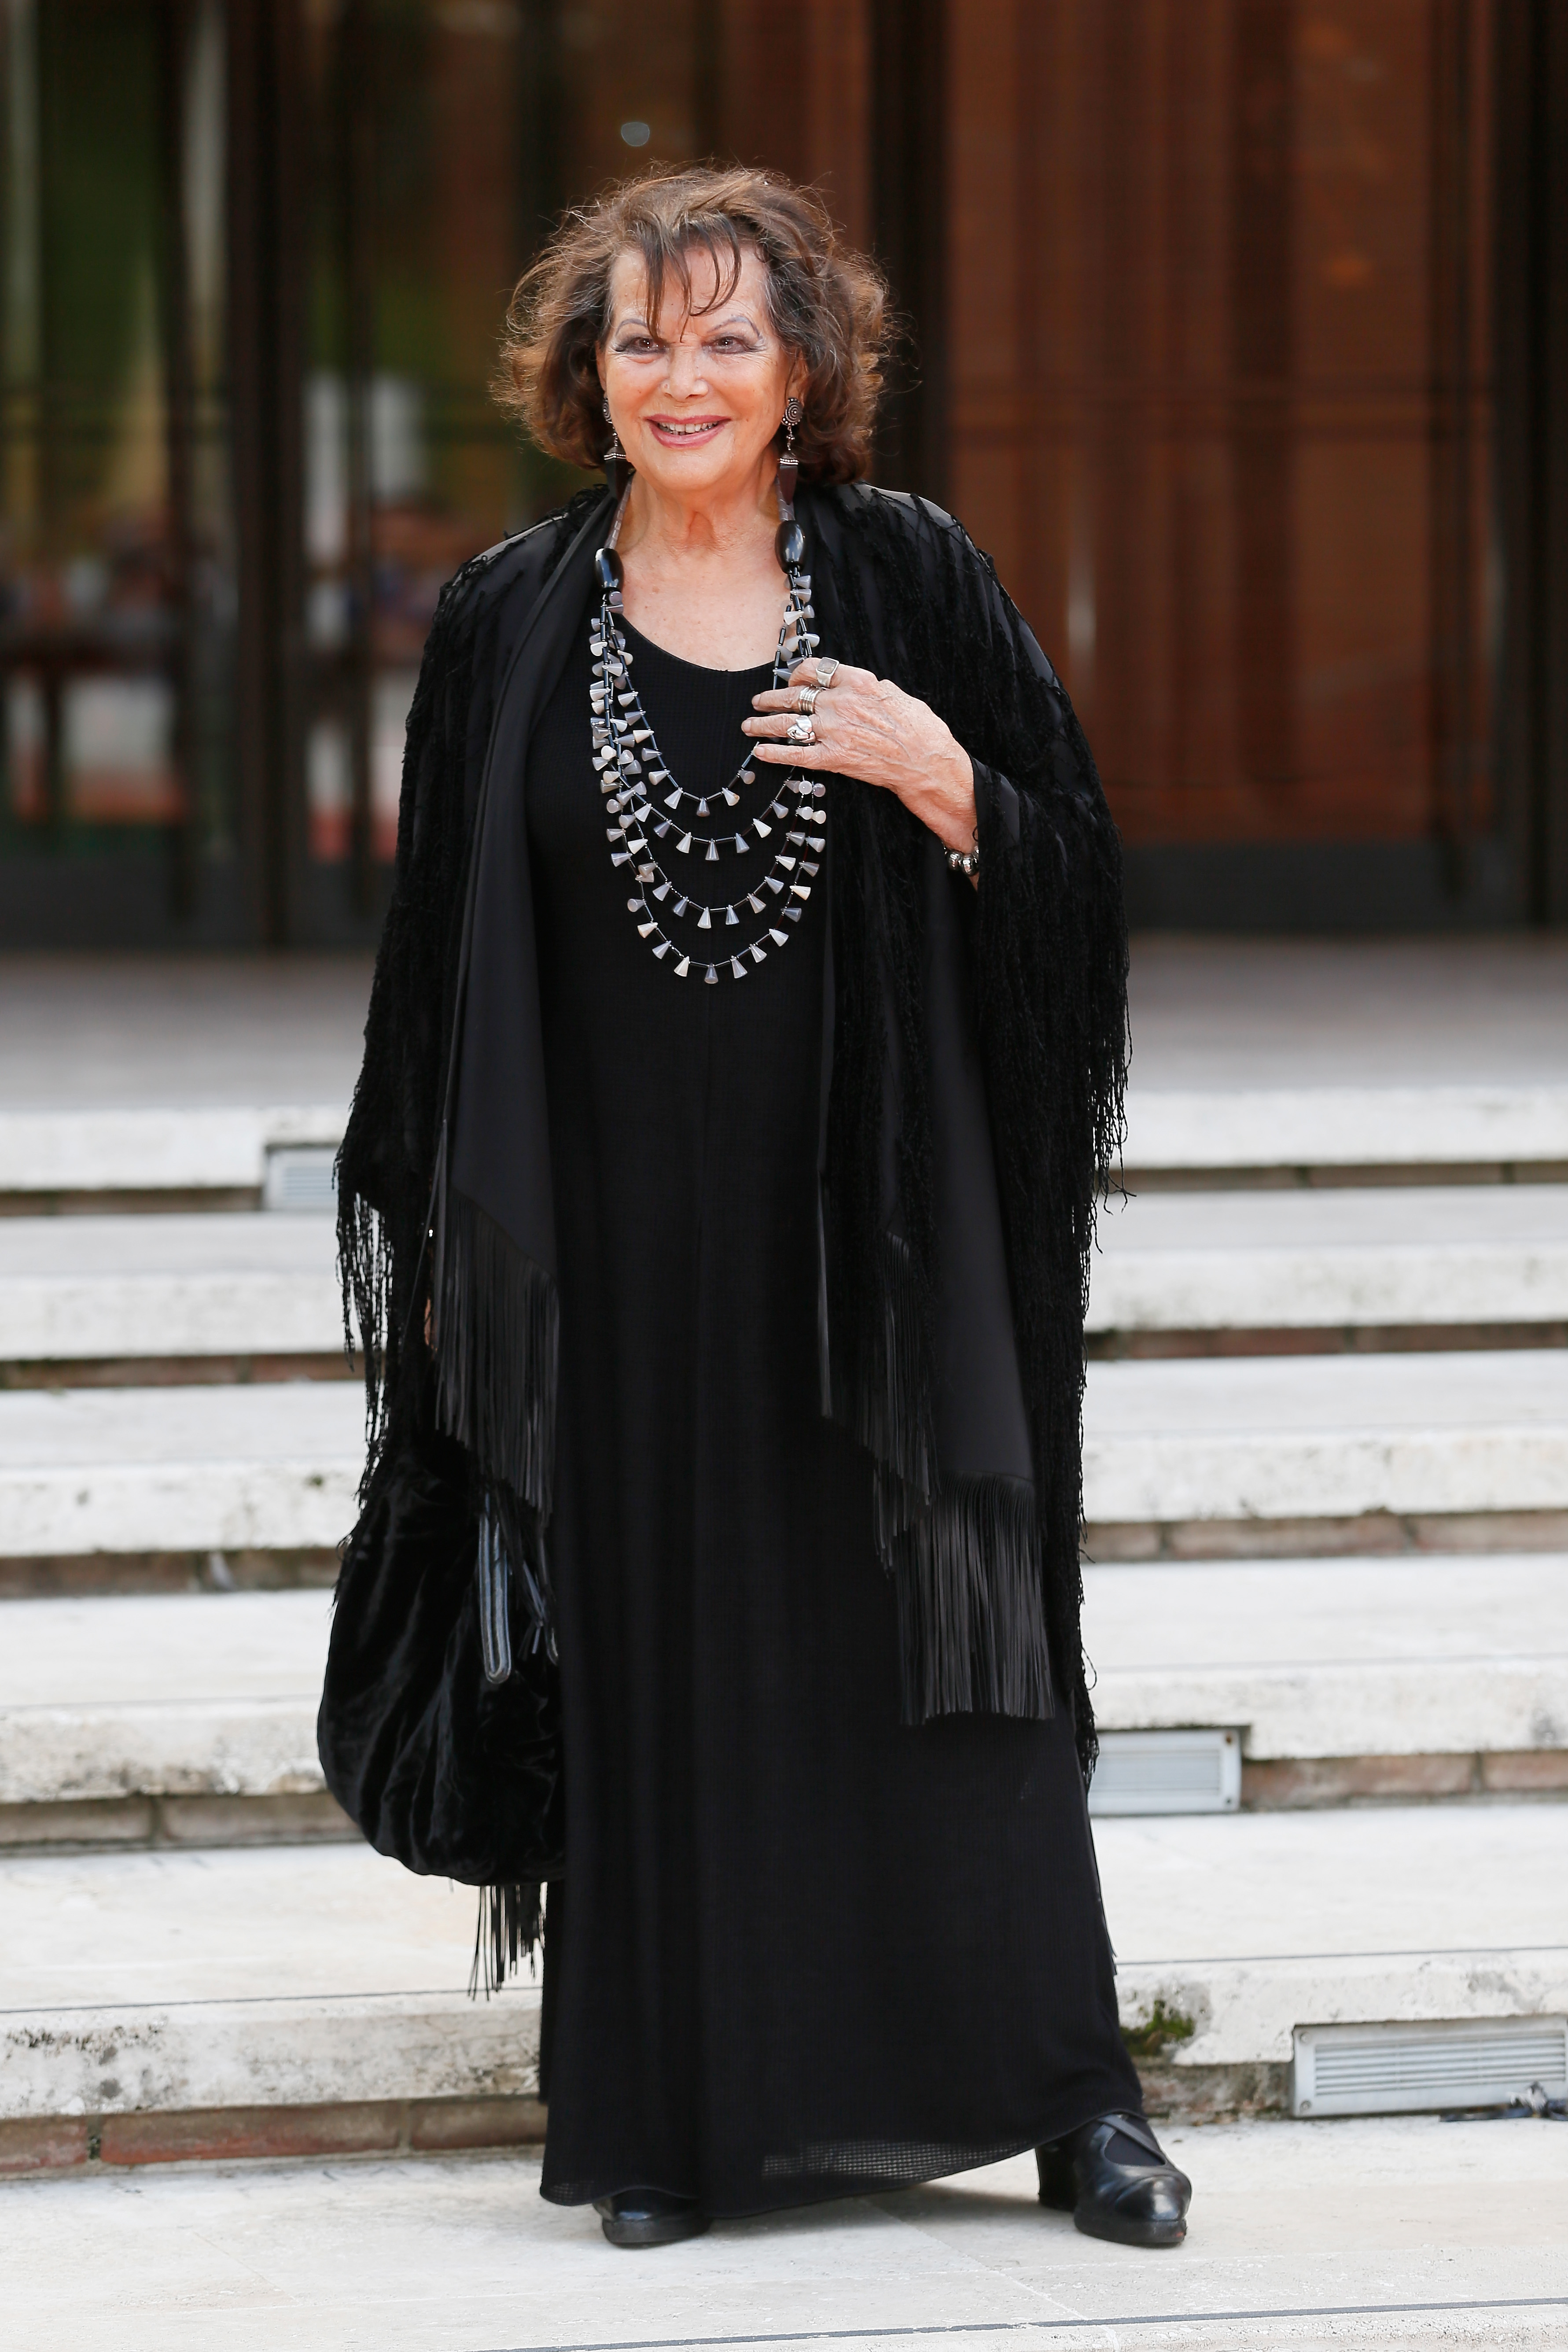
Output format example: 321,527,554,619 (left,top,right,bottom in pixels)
0,1106,346,1194
1090,1185,1568,1331
6,1189,1565,1366
1102,1801,1568,2072
0,1382,363,1556
7,2120,1568,2352
0,1844,537,2123
1083,1553,1568,1759
0,1214,342,1360
2,1806,1562,2124
4,1084,1567,1200
1123,1084,1568,1172
3,1563,1561,1812
4,1353,1566,1558
1082,1348,1568,1525
0,1589,333,1804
